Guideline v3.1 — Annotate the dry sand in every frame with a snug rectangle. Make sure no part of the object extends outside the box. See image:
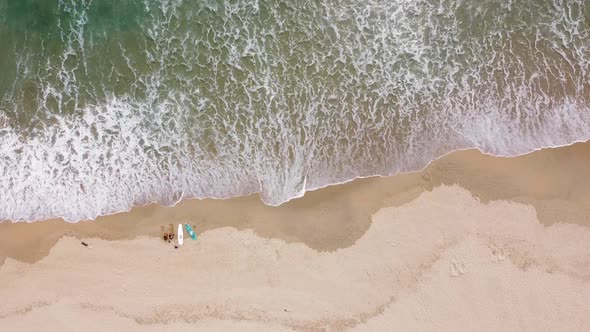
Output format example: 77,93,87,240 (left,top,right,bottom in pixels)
1,141,589,331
